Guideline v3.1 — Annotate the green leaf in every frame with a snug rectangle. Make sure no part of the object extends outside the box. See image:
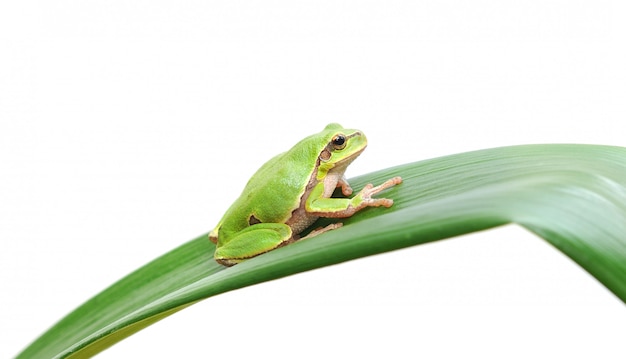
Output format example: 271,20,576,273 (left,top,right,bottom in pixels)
17,144,626,358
